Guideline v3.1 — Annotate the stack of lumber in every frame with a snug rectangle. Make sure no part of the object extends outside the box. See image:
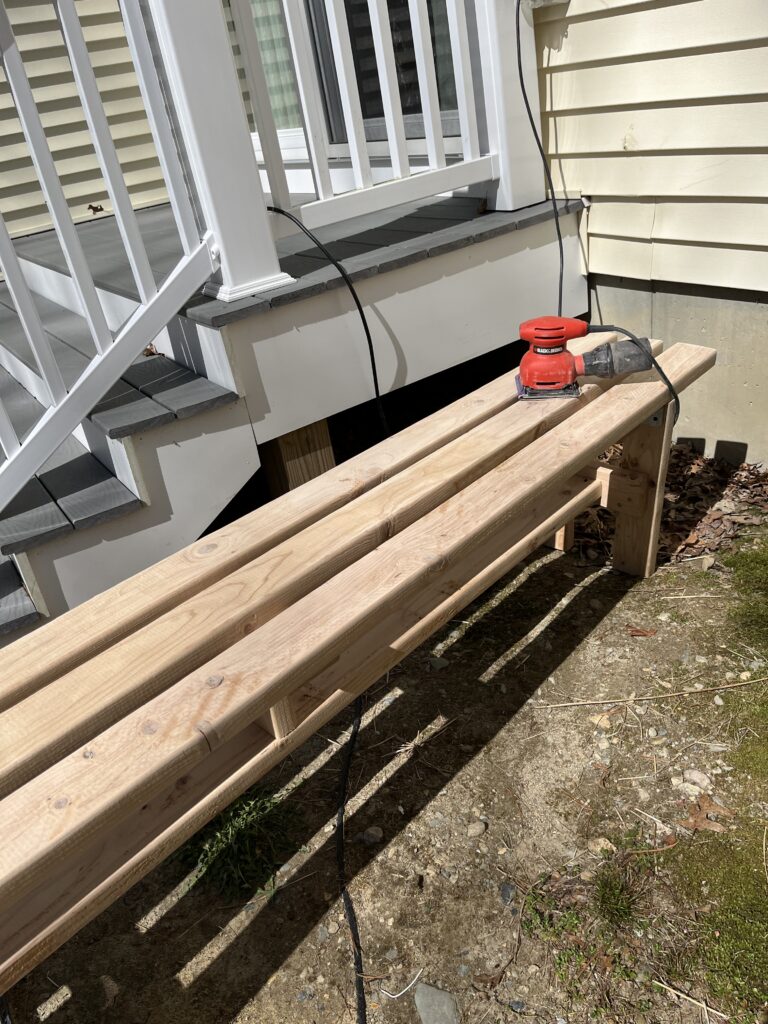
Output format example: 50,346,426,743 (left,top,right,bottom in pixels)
0,339,714,993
